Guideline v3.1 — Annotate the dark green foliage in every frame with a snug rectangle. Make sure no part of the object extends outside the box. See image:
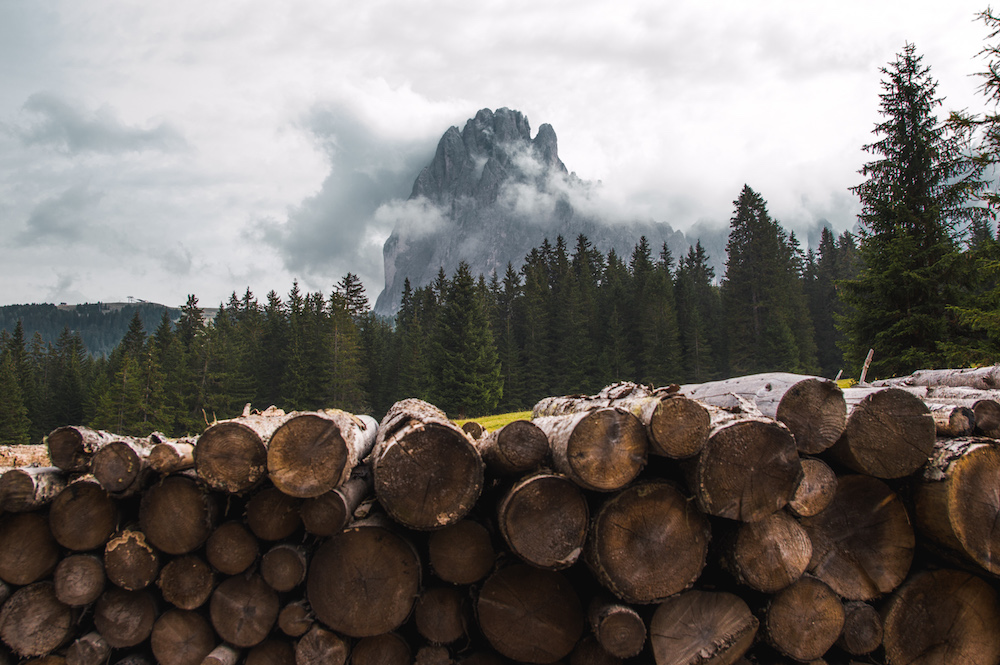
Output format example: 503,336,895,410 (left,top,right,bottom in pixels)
0,352,31,445
675,242,722,382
